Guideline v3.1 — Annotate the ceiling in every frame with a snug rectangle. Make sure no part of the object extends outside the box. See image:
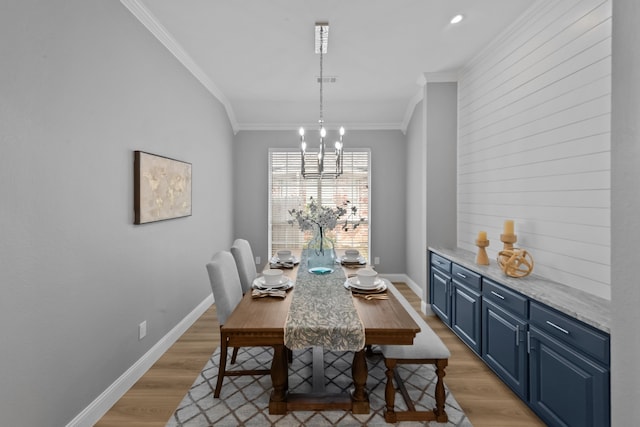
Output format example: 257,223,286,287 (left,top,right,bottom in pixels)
126,0,533,133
